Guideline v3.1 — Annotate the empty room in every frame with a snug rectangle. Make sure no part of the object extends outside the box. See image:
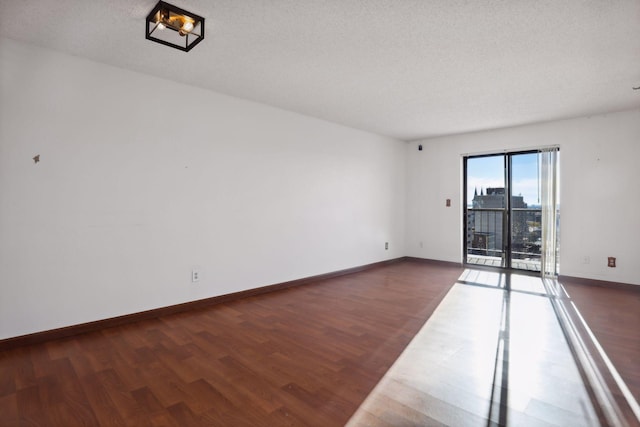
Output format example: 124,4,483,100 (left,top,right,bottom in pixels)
1,1,639,426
